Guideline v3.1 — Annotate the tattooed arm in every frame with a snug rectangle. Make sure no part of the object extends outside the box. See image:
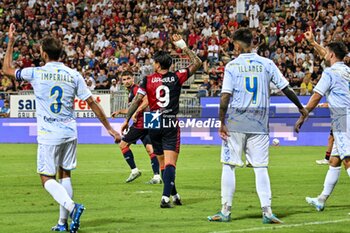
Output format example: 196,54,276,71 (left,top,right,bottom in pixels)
182,47,203,76
120,93,144,133
172,34,202,76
